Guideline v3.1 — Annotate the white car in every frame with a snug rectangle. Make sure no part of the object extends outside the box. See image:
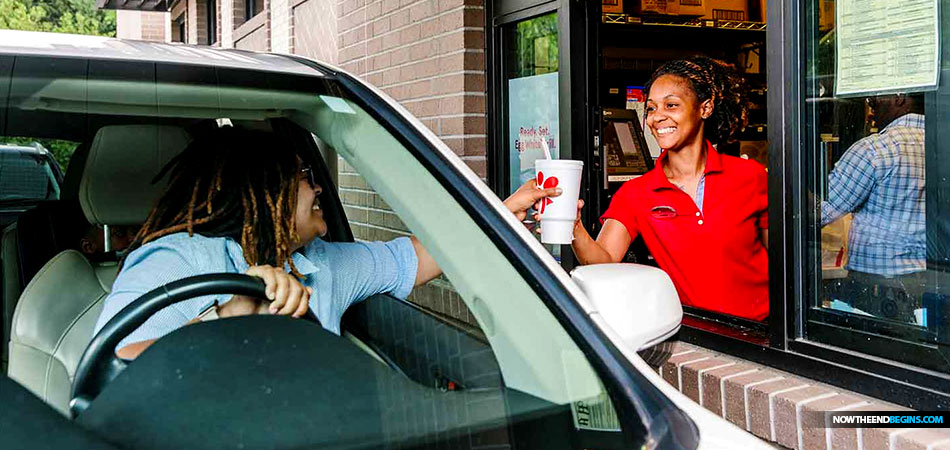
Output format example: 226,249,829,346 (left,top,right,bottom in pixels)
0,30,770,450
